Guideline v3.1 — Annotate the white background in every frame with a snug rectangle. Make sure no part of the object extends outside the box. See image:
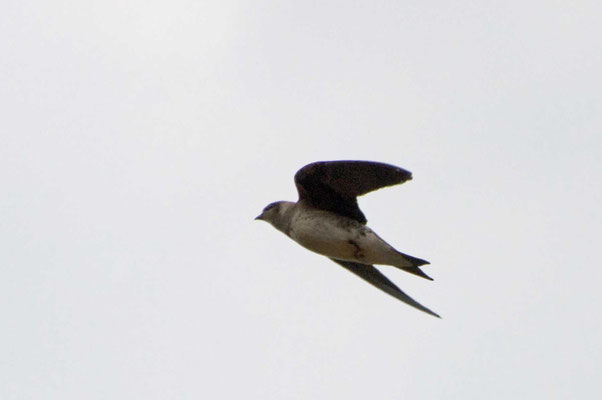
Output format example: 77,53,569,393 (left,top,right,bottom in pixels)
2,1,601,398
